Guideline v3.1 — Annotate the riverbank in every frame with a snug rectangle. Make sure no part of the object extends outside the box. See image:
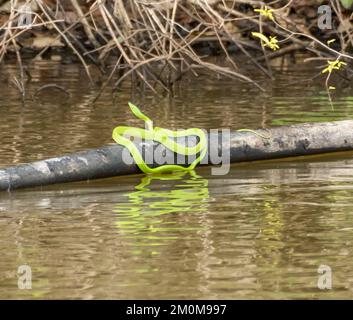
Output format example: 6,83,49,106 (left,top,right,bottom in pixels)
1,1,353,94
